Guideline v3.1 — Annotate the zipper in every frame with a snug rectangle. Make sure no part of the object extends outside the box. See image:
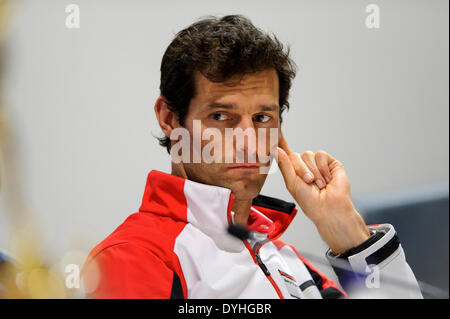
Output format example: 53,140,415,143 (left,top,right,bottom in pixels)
254,254,271,276
243,239,284,298
252,240,270,275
